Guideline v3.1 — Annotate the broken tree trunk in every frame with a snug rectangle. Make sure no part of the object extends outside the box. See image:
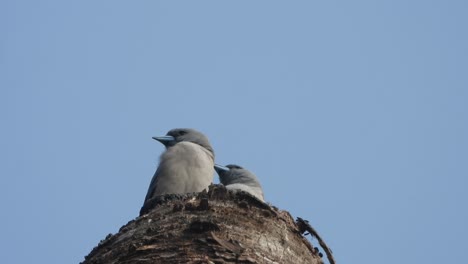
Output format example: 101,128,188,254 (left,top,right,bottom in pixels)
82,185,327,264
